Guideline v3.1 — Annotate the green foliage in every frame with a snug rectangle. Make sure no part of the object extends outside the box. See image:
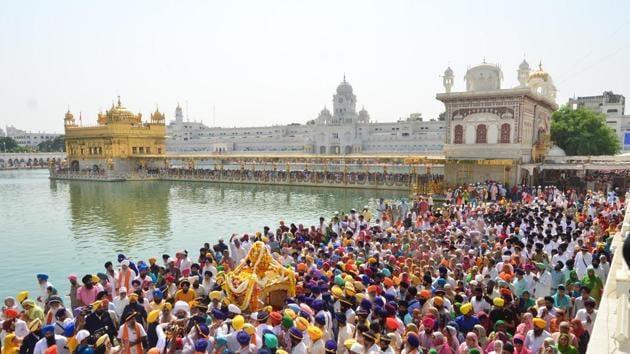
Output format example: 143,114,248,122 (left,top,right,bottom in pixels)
0,137,21,152
550,106,620,156
37,135,65,152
